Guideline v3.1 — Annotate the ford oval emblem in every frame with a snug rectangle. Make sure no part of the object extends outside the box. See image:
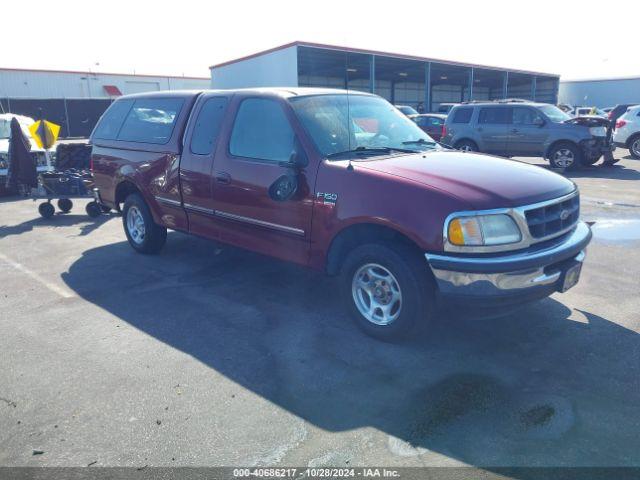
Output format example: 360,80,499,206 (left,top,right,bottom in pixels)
560,209,571,221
